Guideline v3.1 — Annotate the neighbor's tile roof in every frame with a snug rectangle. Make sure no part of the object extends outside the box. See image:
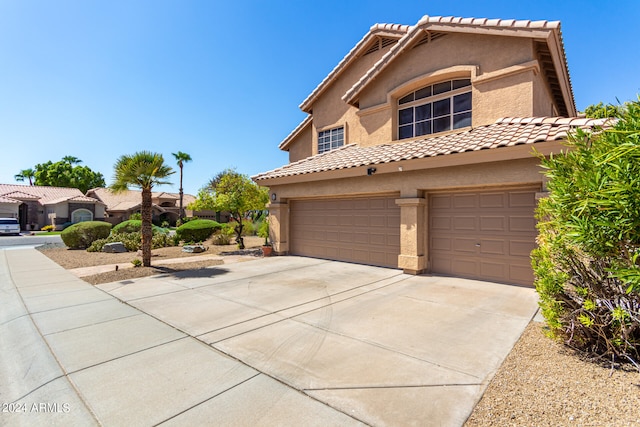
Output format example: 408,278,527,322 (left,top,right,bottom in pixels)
254,117,610,181
0,196,21,204
87,188,195,211
0,184,96,204
44,195,103,205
